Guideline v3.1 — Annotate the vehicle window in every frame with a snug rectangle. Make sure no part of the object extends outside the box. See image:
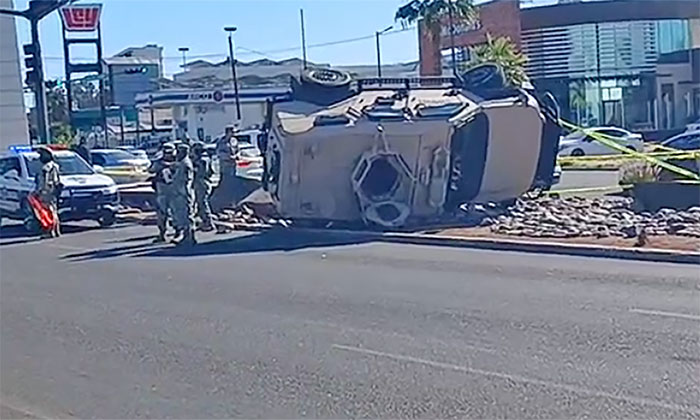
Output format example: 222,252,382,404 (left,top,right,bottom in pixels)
667,134,700,150
0,157,21,177
91,153,106,166
598,129,626,138
100,150,136,164
25,154,93,177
